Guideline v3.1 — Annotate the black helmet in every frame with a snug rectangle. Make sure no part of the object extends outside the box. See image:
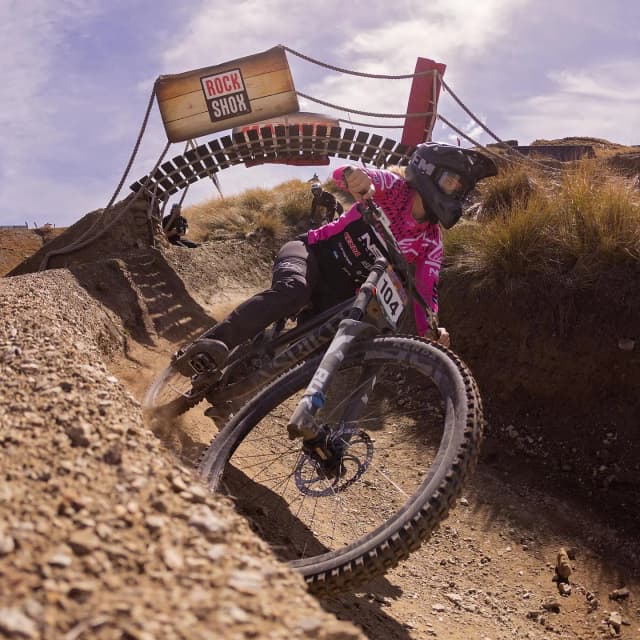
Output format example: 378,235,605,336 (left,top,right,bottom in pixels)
311,183,322,195
405,142,498,228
